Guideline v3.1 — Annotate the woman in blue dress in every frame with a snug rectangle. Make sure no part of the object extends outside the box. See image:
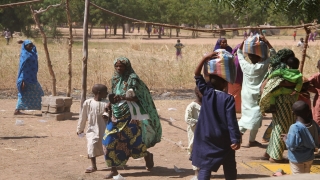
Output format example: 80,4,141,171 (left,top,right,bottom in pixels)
14,40,44,115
